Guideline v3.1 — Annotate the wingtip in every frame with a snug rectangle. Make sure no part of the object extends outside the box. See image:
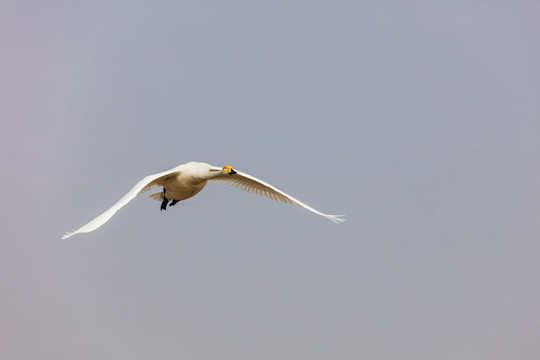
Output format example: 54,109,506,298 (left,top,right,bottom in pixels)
61,231,76,240
327,214,346,224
